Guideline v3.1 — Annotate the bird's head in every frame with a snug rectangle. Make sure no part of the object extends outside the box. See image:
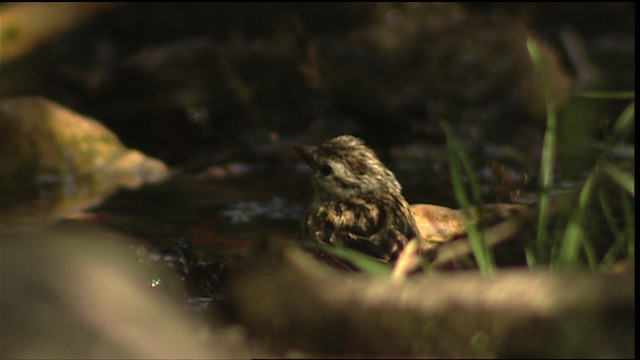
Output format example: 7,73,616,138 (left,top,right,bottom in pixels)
294,135,402,202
